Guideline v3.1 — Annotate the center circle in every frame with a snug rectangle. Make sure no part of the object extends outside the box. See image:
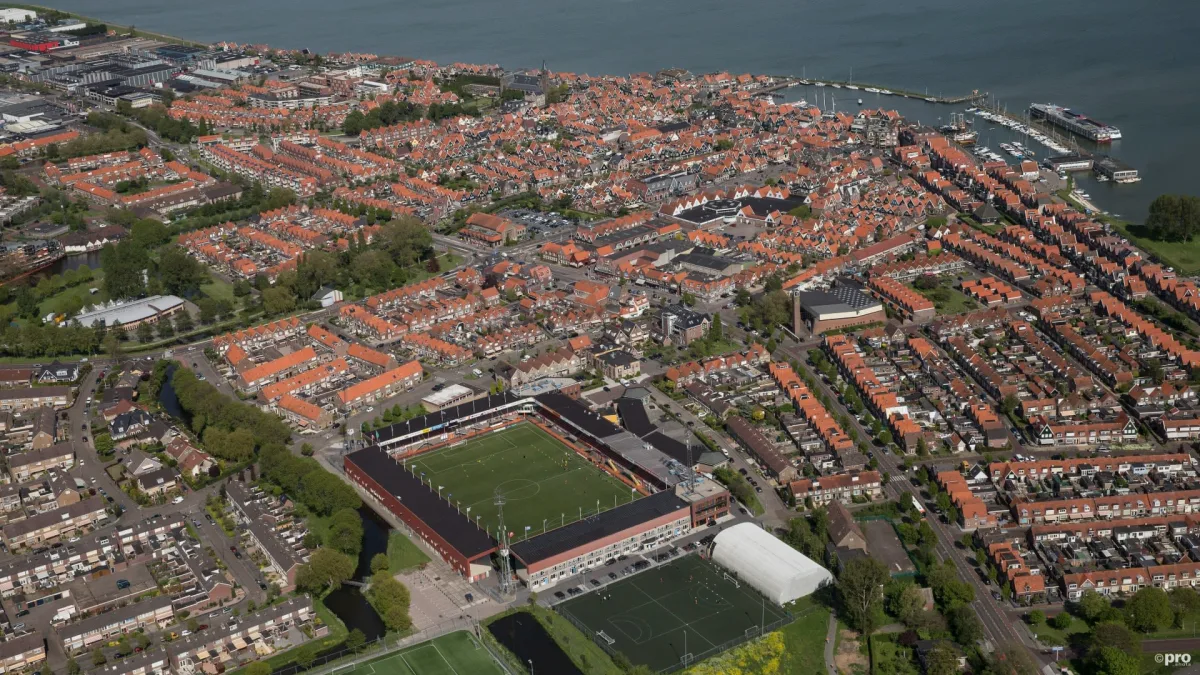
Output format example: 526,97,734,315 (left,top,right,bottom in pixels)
495,478,540,500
